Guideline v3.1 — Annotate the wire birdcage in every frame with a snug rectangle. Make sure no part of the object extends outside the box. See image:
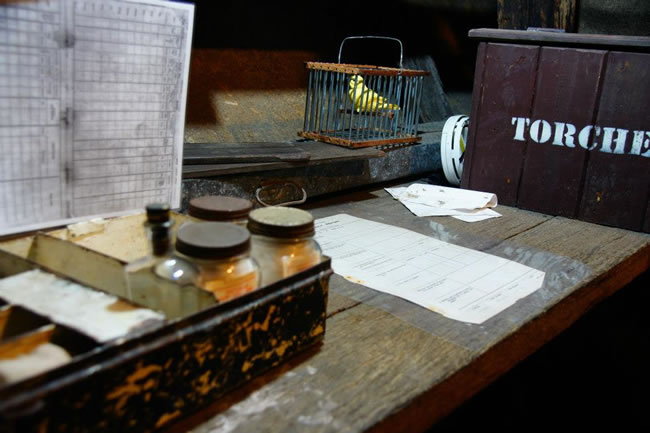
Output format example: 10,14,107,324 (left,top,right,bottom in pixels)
299,36,429,148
